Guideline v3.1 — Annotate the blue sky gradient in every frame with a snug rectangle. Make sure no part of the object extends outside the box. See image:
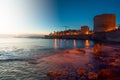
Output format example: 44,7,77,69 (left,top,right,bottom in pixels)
55,0,120,30
0,0,120,34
